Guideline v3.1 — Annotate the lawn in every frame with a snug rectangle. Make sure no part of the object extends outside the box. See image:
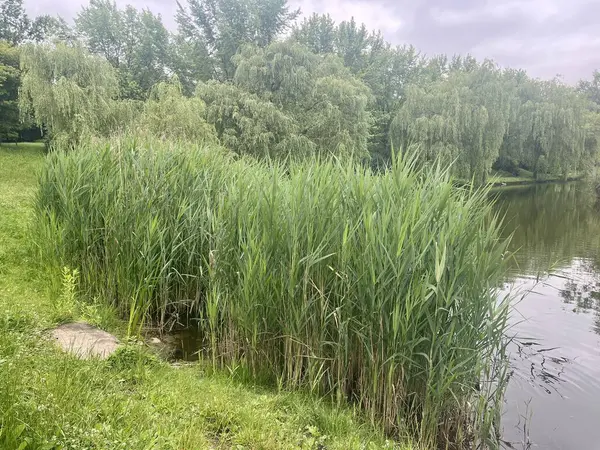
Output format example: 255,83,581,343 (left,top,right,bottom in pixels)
489,168,581,185
0,143,408,450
